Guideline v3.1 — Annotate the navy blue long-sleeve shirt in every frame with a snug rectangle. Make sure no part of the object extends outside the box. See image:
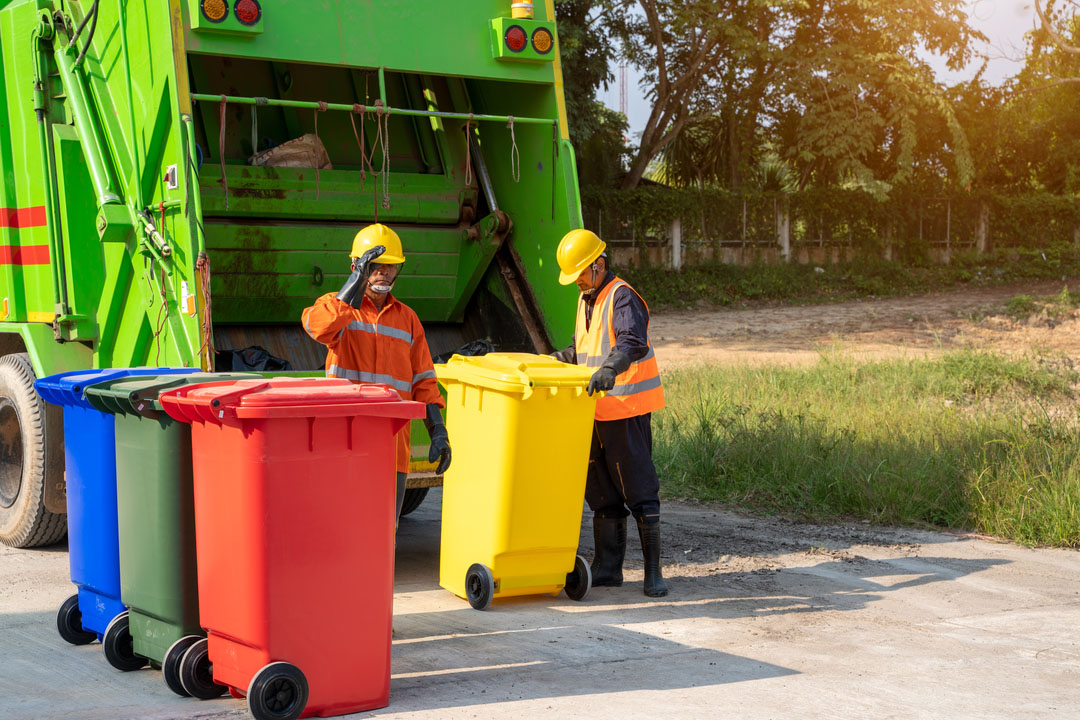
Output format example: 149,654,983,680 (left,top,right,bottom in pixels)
556,272,650,364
